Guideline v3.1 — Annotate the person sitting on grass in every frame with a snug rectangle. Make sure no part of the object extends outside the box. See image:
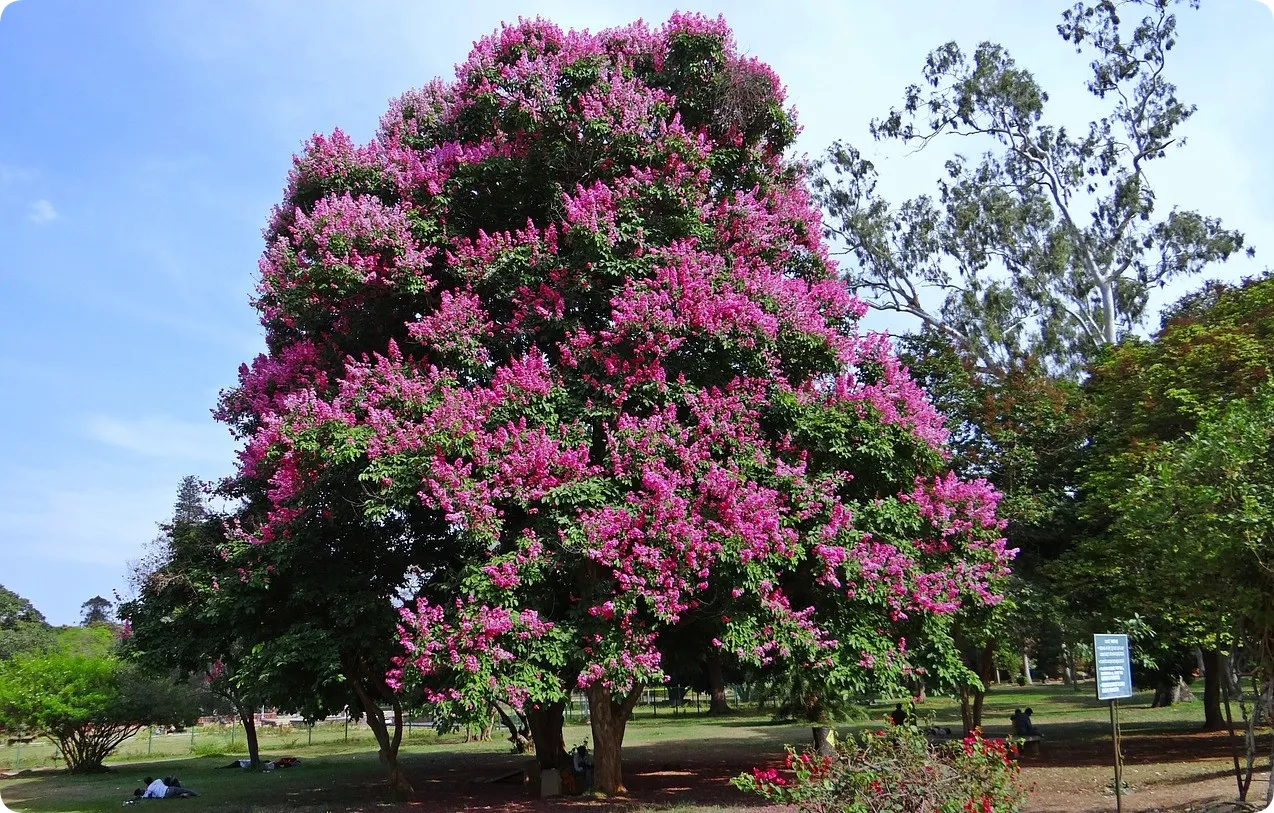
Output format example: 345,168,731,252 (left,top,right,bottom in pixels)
137,777,199,799
1021,708,1040,736
890,703,908,726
